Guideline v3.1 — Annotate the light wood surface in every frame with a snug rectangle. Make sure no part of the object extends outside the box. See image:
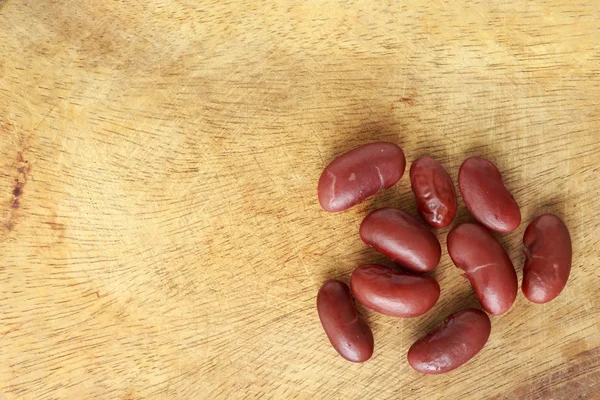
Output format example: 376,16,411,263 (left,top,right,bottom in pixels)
1,1,599,399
